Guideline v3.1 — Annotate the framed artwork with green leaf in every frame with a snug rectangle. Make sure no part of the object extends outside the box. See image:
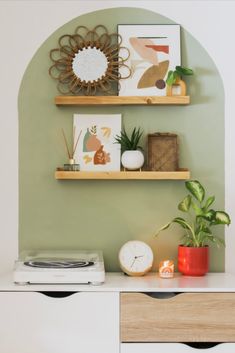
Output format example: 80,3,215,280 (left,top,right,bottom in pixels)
118,24,181,96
